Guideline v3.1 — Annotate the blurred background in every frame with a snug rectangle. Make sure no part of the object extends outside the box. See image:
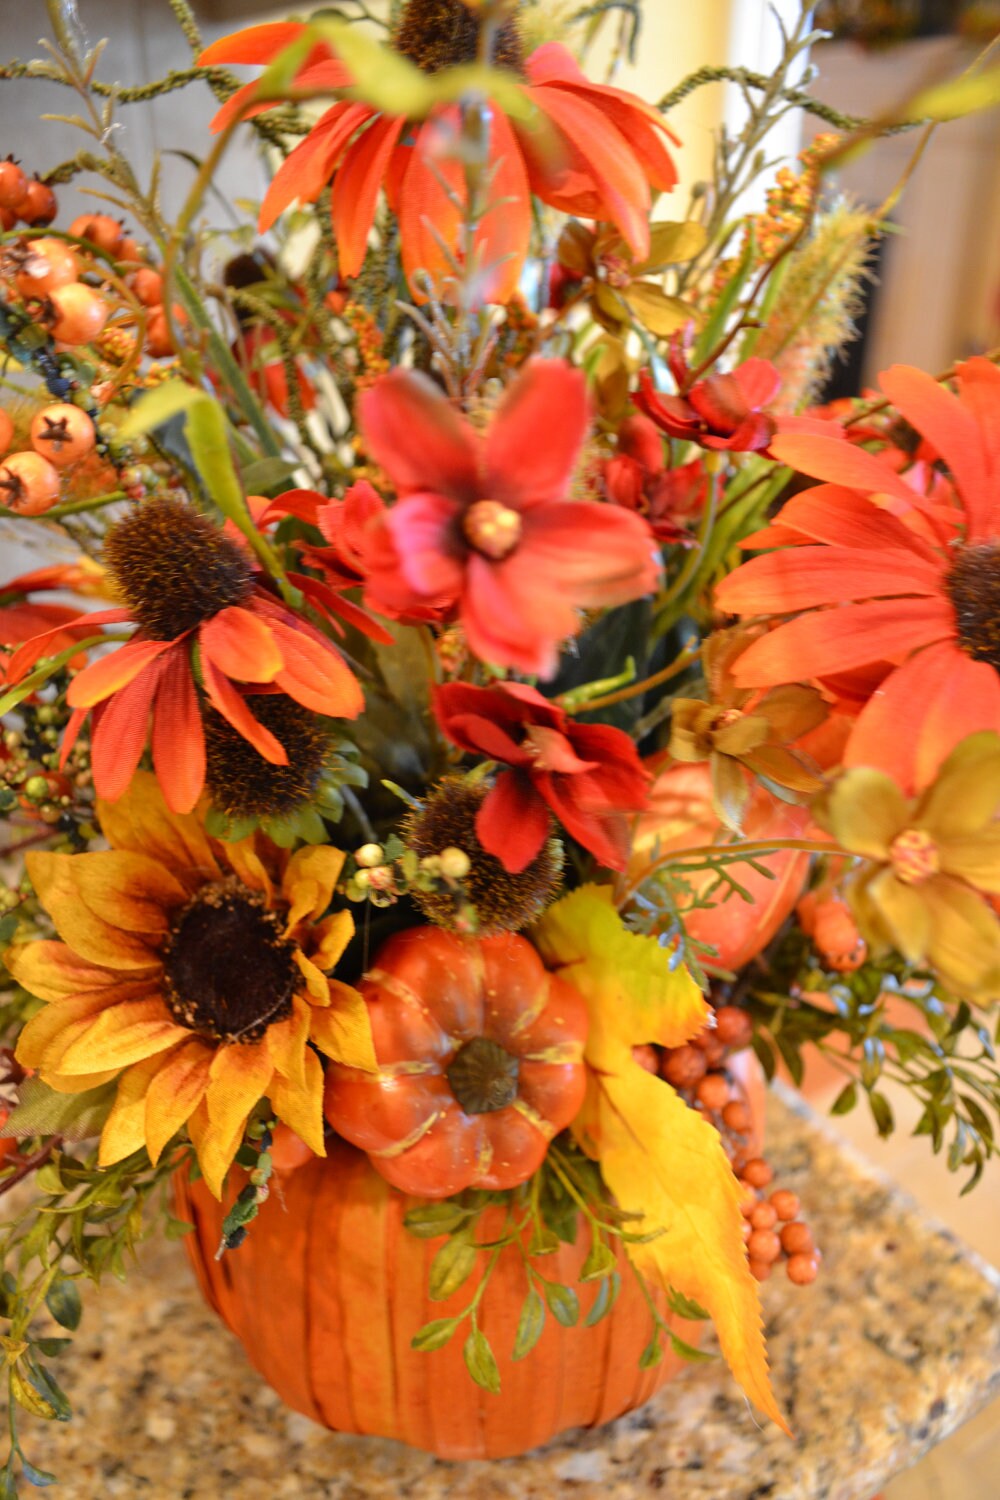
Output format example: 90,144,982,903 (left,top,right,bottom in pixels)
1,4,999,1493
